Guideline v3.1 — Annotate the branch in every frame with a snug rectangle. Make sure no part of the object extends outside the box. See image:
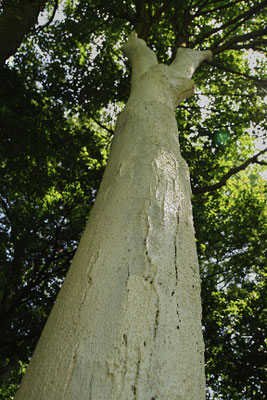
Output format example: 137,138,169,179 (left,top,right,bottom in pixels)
0,199,80,319
192,1,267,47
191,0,212,16
256,160,267,166
212,28,267,54
202,268,230,281
80,18,113,40
132,0,150,39
206,60,267,88
230,44,267,52
0,247,75,323
194,0,245,17
133,0,172,40
150,0,172,24
141,0,174,41
122,32,158,82
90,115,114,135
192,148,267,195
35,0,58,32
